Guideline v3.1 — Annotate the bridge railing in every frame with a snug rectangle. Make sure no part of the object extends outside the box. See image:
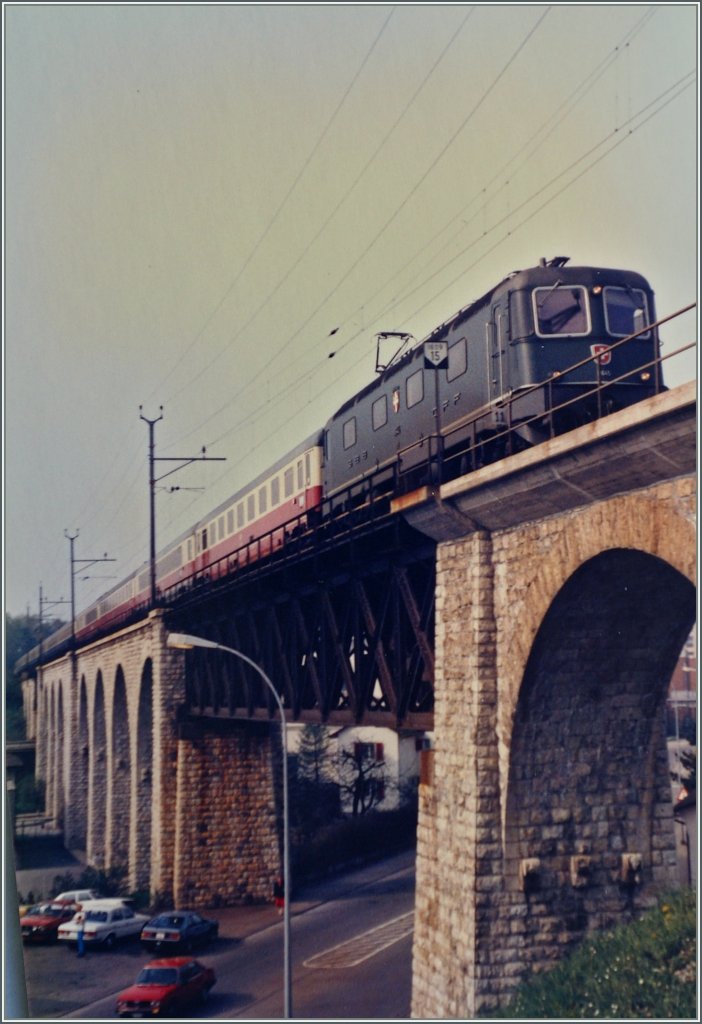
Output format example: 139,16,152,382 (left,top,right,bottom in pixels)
395,301,696,486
